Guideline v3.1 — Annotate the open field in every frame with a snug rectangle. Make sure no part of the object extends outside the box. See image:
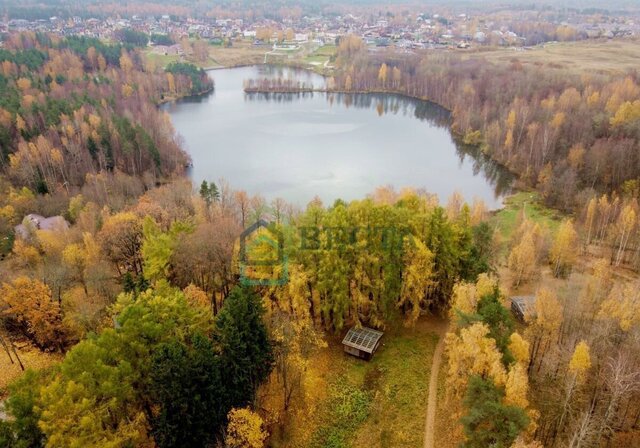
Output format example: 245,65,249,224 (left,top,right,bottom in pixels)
144,40,267,70
272,317,440,448
144,40,337,74
473,39,640,75
147,38,640,82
